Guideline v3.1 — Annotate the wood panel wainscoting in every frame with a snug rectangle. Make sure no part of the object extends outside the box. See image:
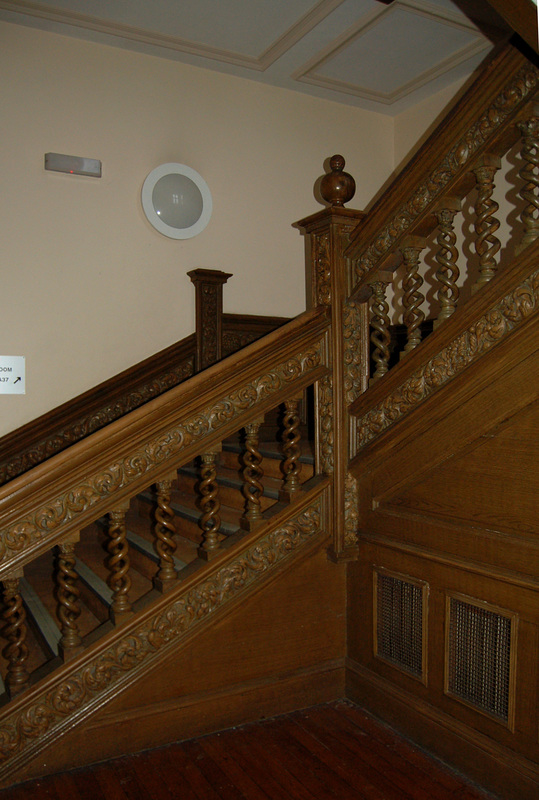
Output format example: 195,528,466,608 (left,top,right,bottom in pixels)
12,536,346,782
342,37,539,800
